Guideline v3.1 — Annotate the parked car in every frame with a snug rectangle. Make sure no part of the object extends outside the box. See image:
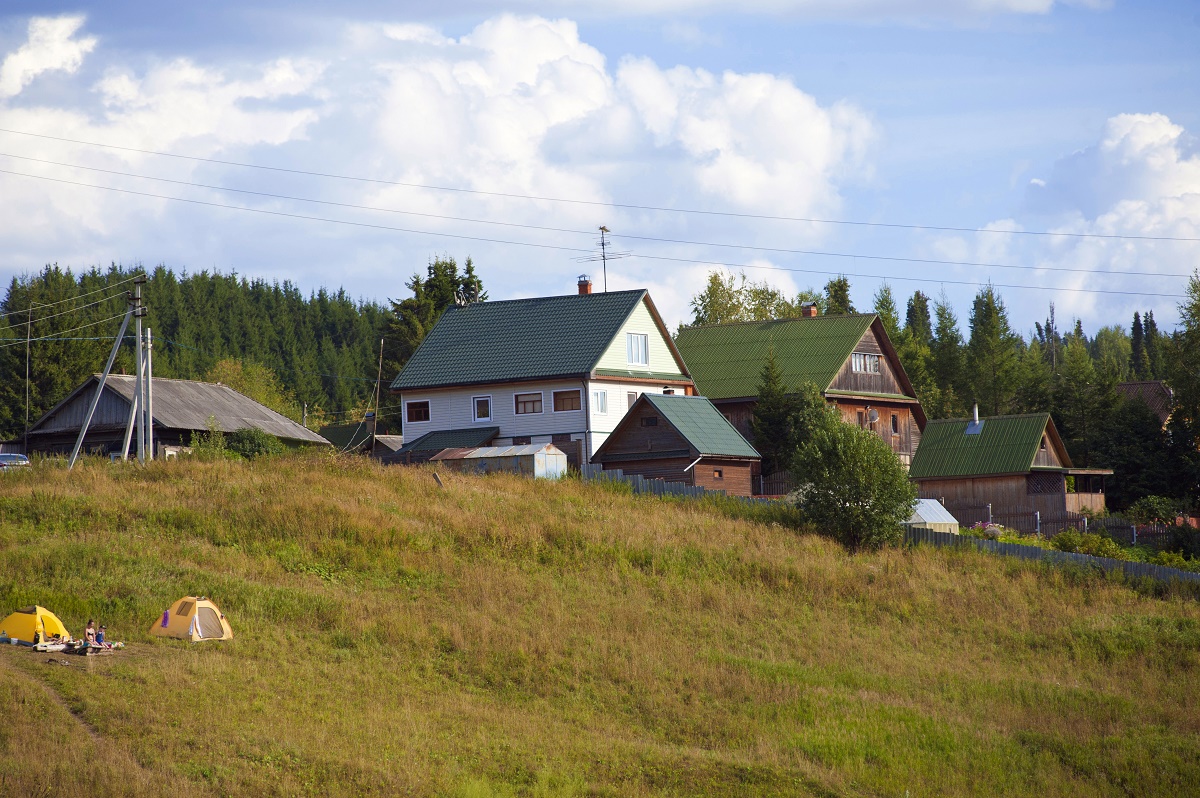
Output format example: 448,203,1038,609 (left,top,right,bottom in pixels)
0,453,30,470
